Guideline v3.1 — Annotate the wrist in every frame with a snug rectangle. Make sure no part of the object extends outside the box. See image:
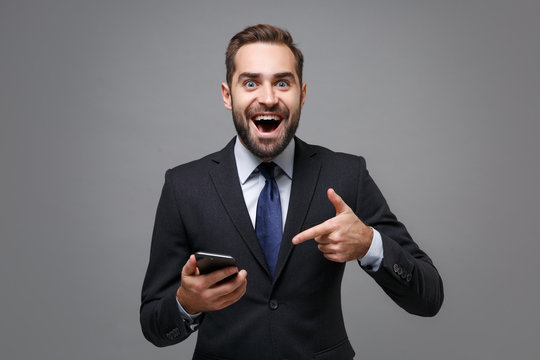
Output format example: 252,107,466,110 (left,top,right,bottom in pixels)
177,287,197,315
